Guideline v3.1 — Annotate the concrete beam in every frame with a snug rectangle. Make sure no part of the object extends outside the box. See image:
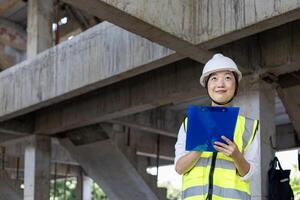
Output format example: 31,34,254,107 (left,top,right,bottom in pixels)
62,0,214,65
0,18,26,51
0,116,34,136
3,163,80,180
63,0,300,65
26,0,53,59
276,85,300,139
1,137,78,165
100,122,175,161
108,108,184,138
0,0,22,15
35,59,205,134
59,138,160,200
0,21,178,122
2,15,300,124
0,133,21,144
129,129,176,160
